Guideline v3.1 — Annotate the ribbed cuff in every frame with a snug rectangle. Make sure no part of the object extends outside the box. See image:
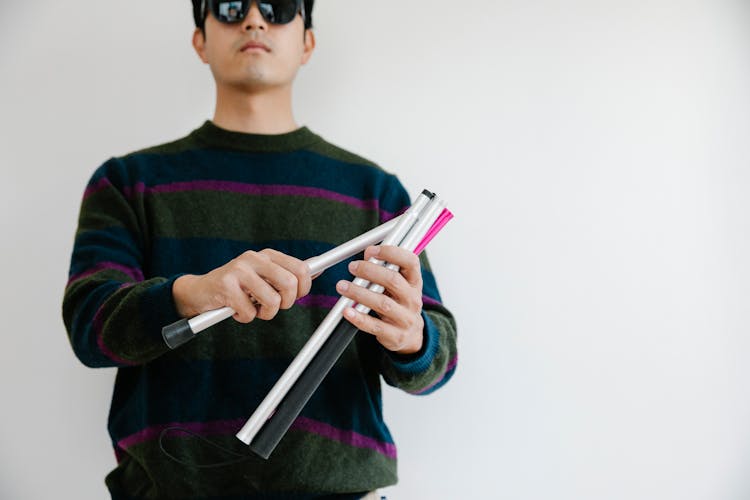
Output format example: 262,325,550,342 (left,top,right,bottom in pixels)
139,274,187,342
